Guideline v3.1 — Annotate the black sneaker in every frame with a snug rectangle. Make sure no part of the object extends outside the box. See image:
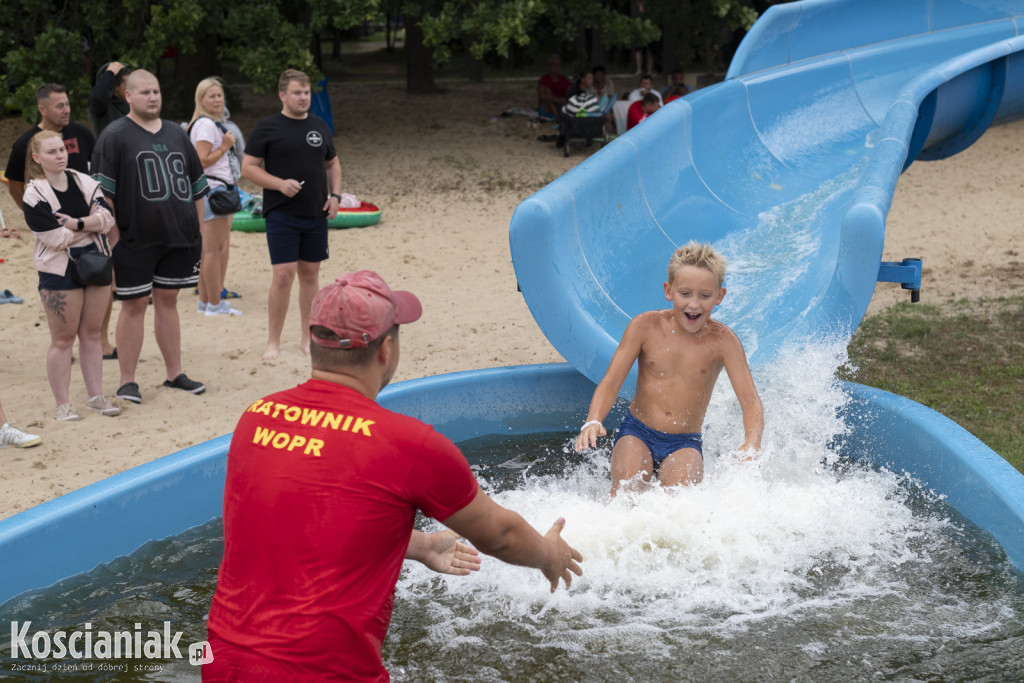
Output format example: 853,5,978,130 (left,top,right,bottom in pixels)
163,373,206,395
116,382,143,404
